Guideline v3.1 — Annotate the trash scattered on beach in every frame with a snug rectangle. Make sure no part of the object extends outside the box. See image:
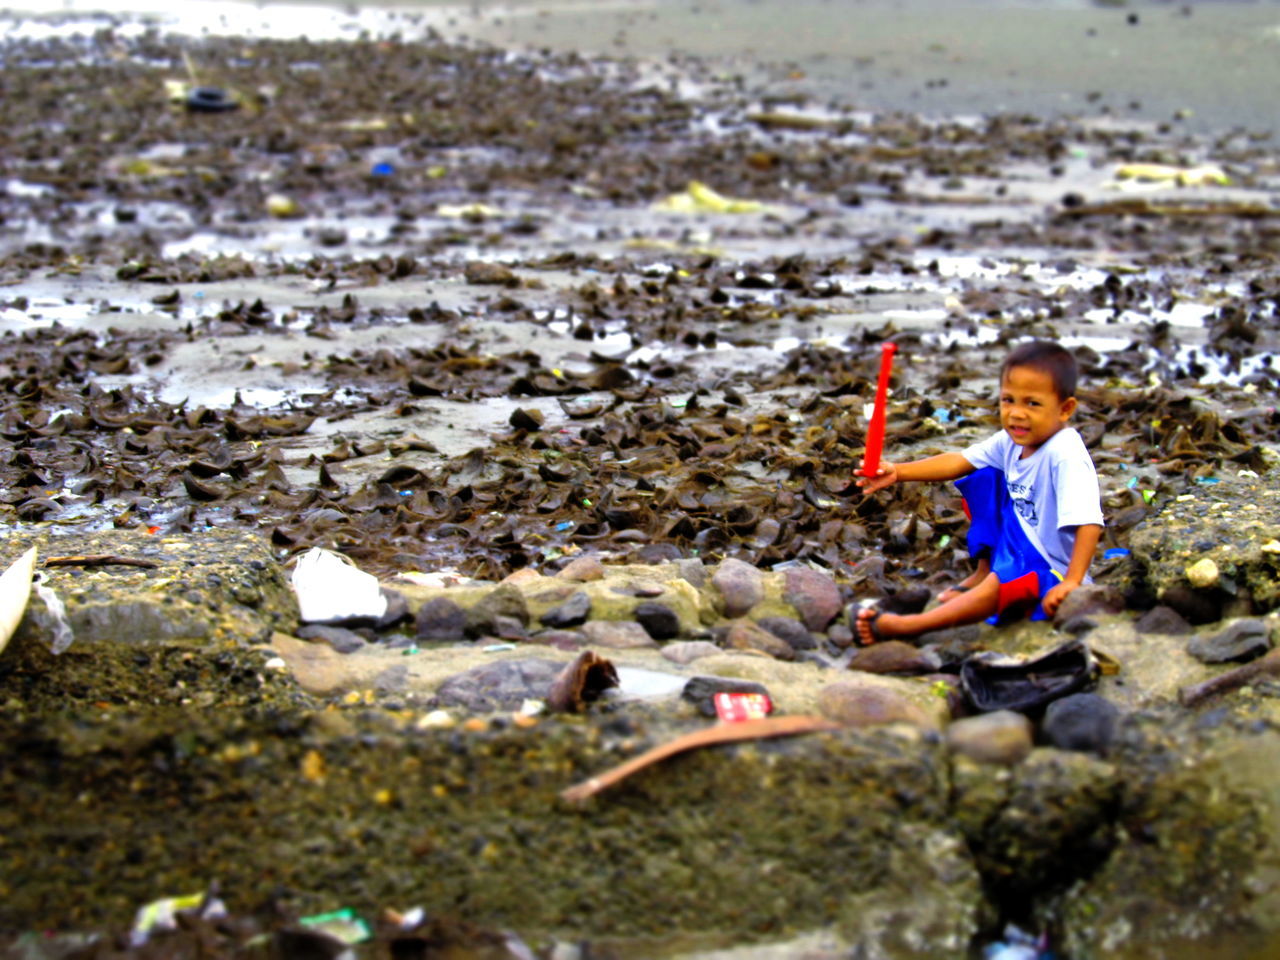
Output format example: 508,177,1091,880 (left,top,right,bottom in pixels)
290,548,387,623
